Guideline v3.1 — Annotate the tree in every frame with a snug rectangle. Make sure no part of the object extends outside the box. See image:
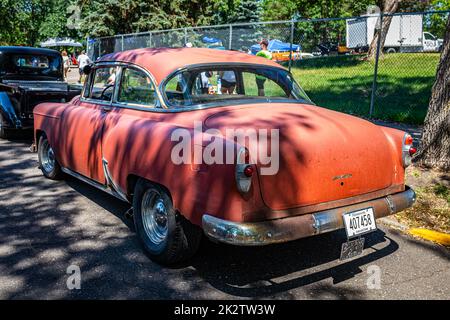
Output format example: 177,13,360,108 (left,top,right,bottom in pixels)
39,0,80,41
414,15,450,170
427,0,450,39
77,0,216,37
367,0,400,58
229,0,262,50
213,0,239,24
